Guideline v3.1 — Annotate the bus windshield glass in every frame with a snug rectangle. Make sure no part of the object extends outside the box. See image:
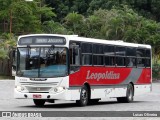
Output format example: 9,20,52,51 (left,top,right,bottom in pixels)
17,47,68,78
